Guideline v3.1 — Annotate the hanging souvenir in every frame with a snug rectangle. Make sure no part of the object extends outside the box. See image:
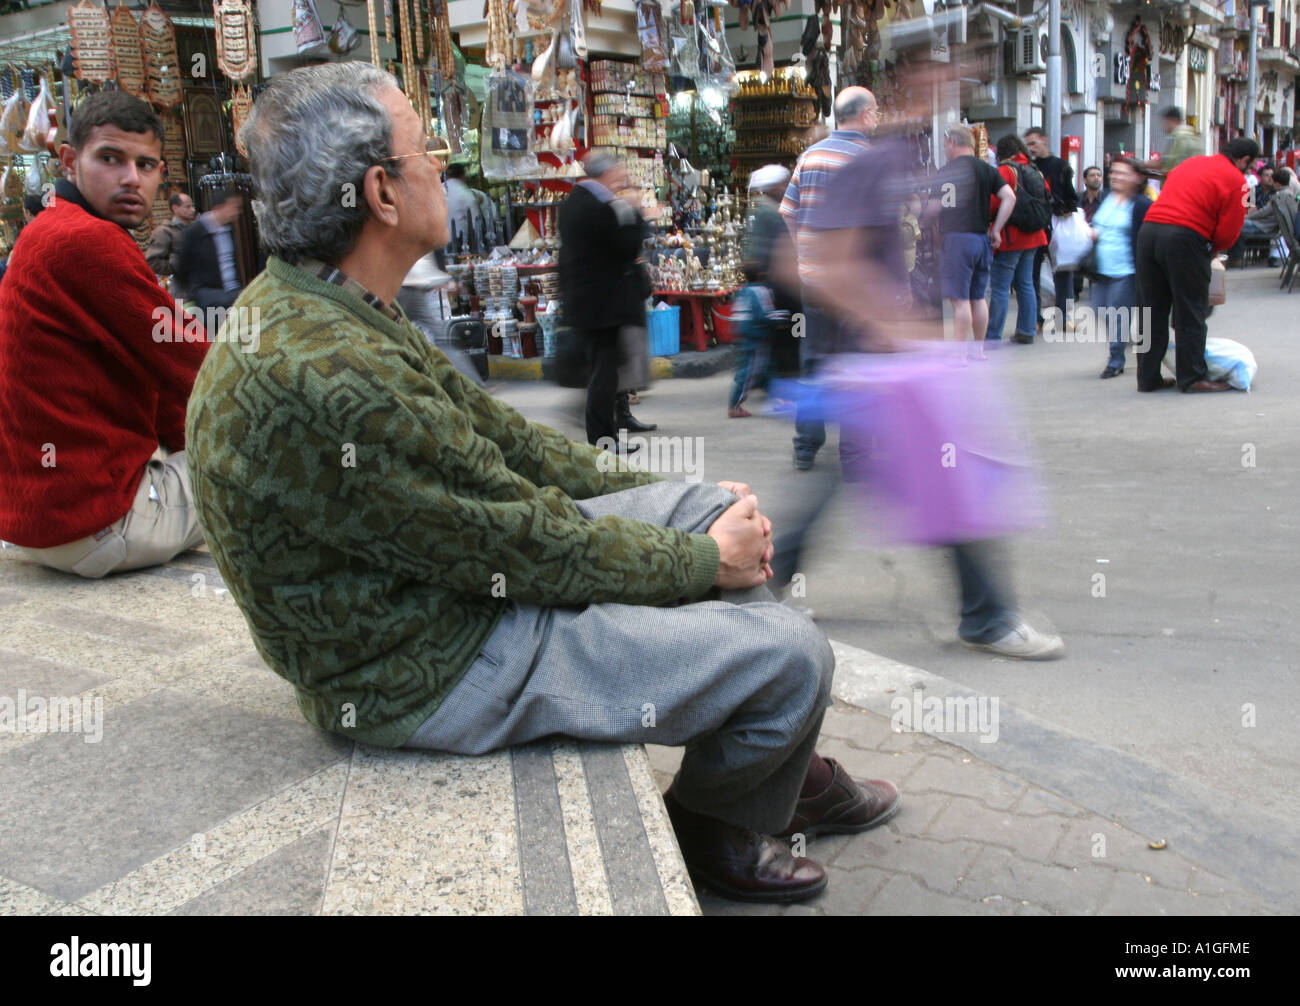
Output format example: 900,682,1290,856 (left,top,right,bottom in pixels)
367,0,381,65
293,0,327,54
231,83,253,155
20,74,55,153
140,4,183,110
329,7,361,55
150,186,172,230
111,4,146,97
161,108,187,171
214,0,258,82
68,1,115,85
0,80,29,155
1,160,23,201
485,0,509,69
385,0,394,44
